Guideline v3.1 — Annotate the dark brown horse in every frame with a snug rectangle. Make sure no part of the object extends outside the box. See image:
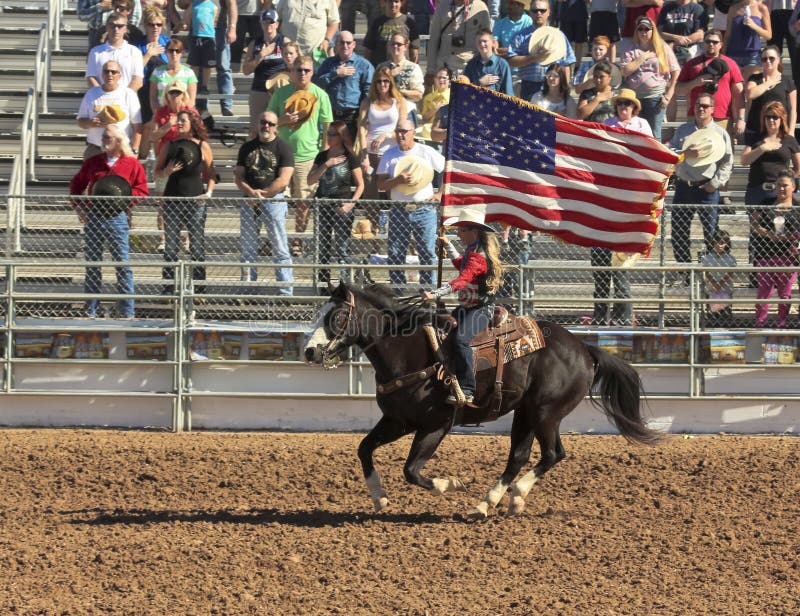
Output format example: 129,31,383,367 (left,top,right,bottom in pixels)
304,282,661,518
